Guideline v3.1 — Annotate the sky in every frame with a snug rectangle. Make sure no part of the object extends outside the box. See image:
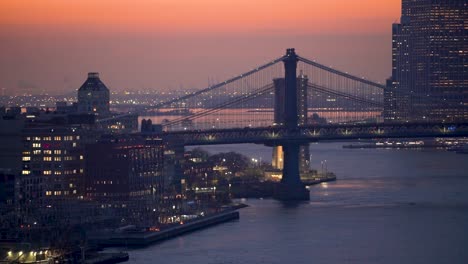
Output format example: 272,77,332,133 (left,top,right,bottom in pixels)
0,0,401,95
